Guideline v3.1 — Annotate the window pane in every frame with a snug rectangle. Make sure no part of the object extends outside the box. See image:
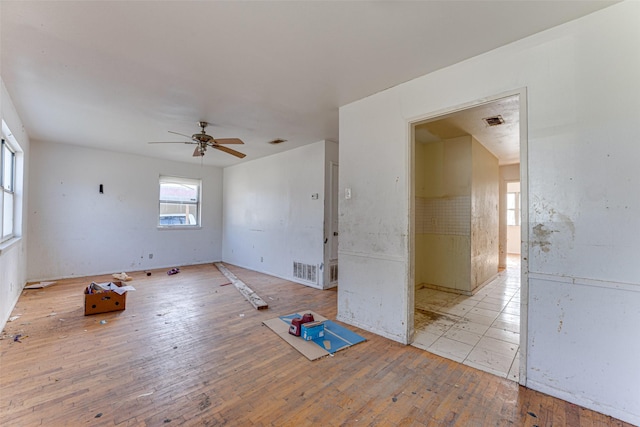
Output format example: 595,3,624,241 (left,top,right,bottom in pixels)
507,210,516,226
3,144,14,191
3,191,13,238
159,181,198,203
507,193,515,209
159,202,198,225
158,176,200,226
